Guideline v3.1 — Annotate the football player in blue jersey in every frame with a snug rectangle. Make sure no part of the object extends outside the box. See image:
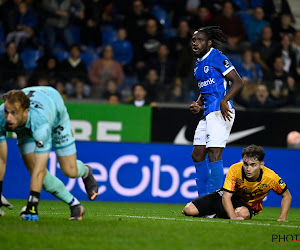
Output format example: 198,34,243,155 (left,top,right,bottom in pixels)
0,87,99,221
189,26,244,197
